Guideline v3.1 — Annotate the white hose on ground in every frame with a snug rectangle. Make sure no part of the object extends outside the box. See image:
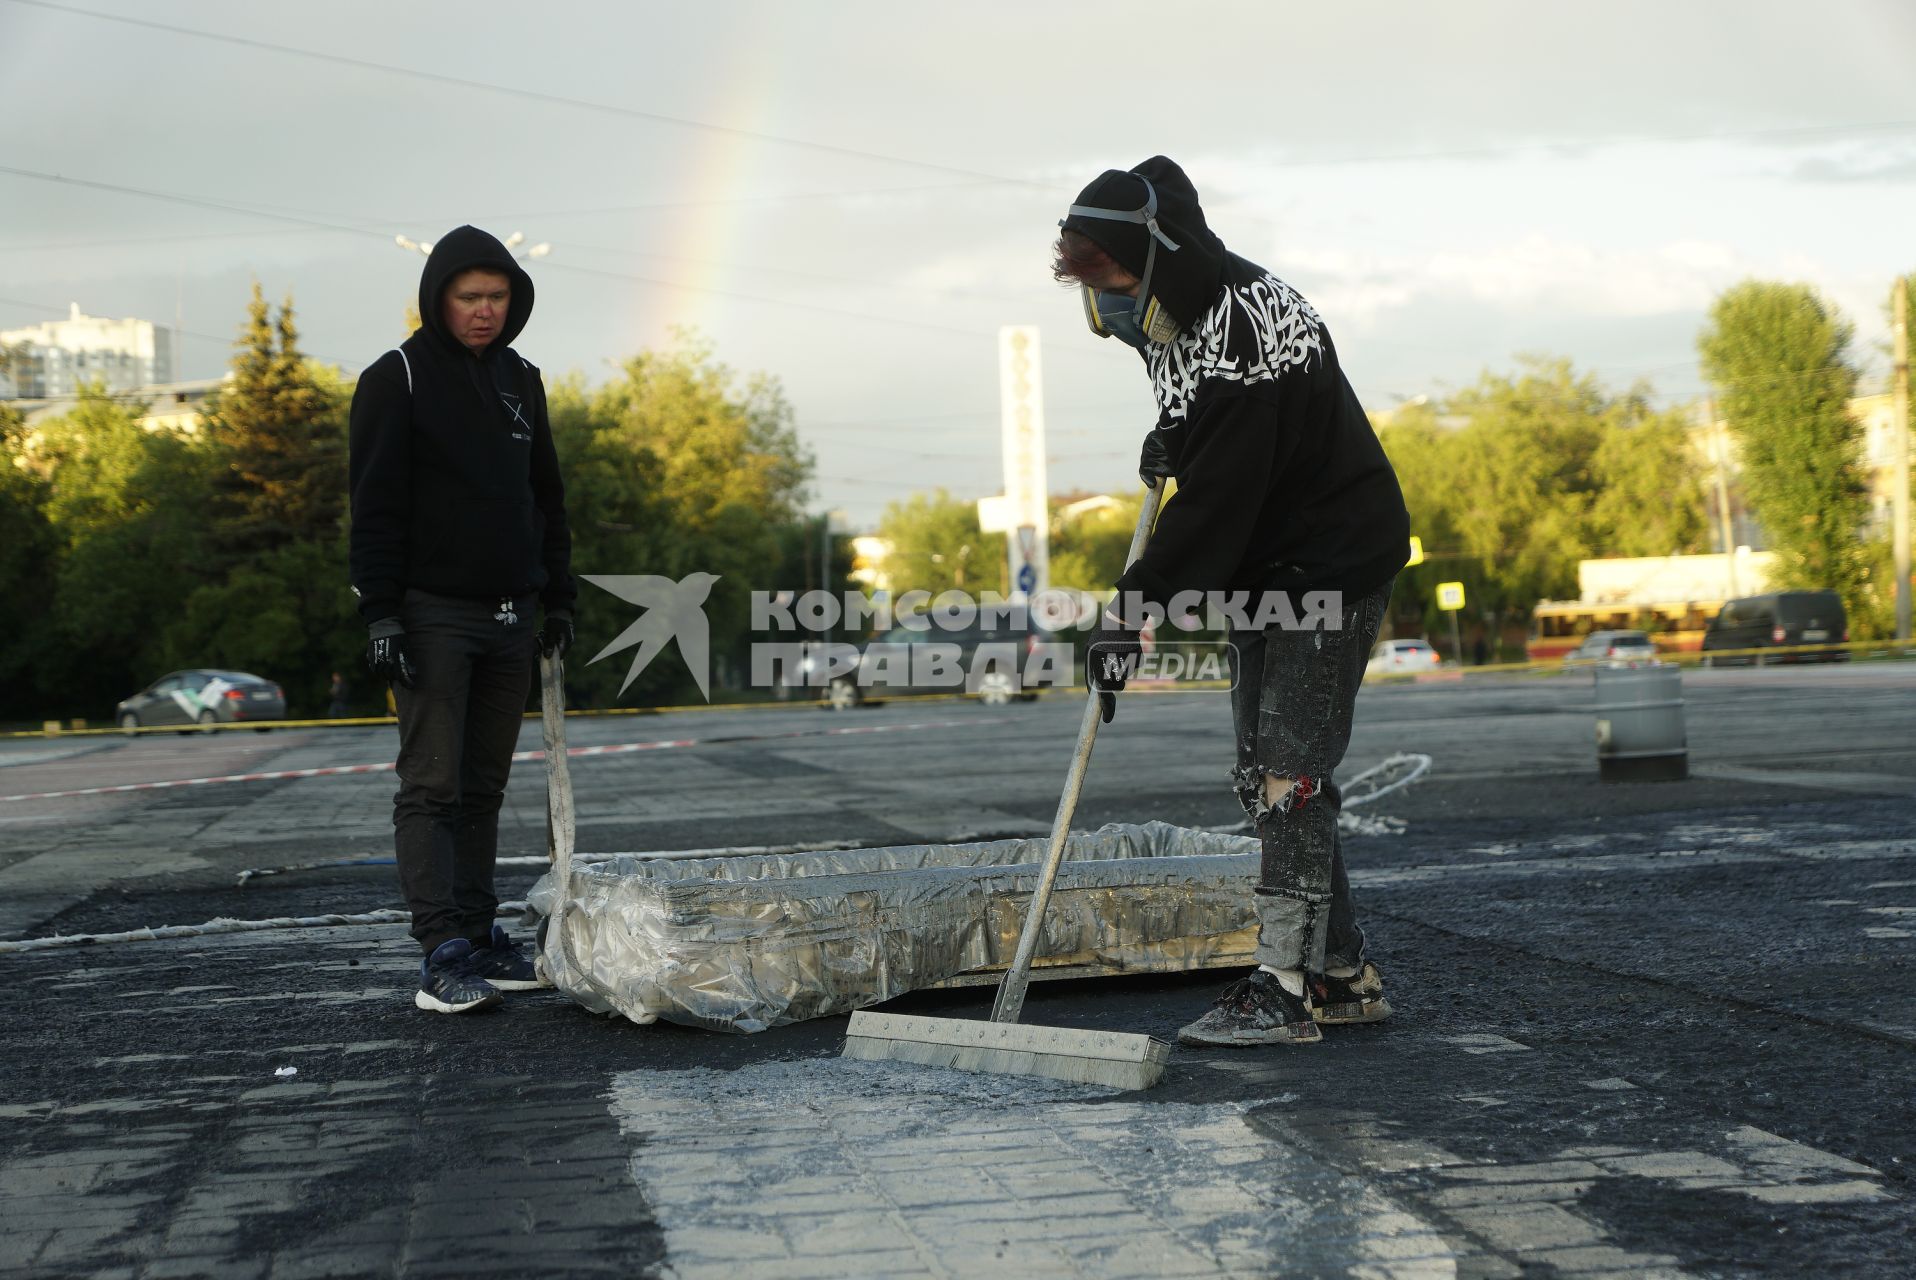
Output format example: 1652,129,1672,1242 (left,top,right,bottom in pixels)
0,900,530,953
1205,752,1432,836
